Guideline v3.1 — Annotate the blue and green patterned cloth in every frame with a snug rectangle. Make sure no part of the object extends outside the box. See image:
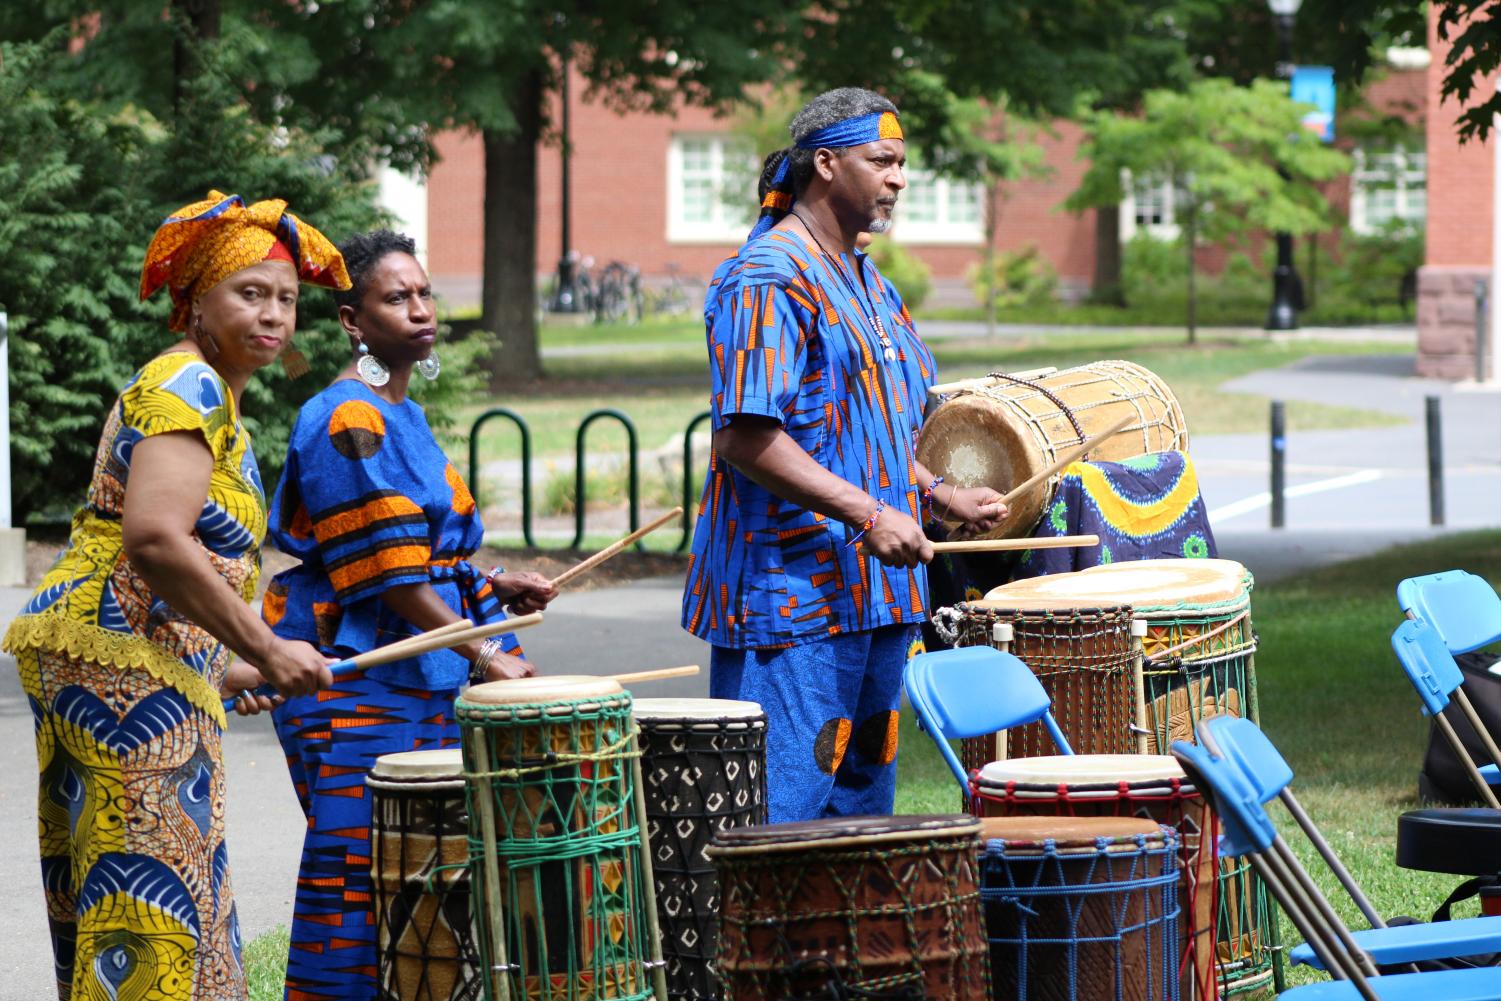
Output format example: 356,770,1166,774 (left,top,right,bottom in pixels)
925,451,1216,617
